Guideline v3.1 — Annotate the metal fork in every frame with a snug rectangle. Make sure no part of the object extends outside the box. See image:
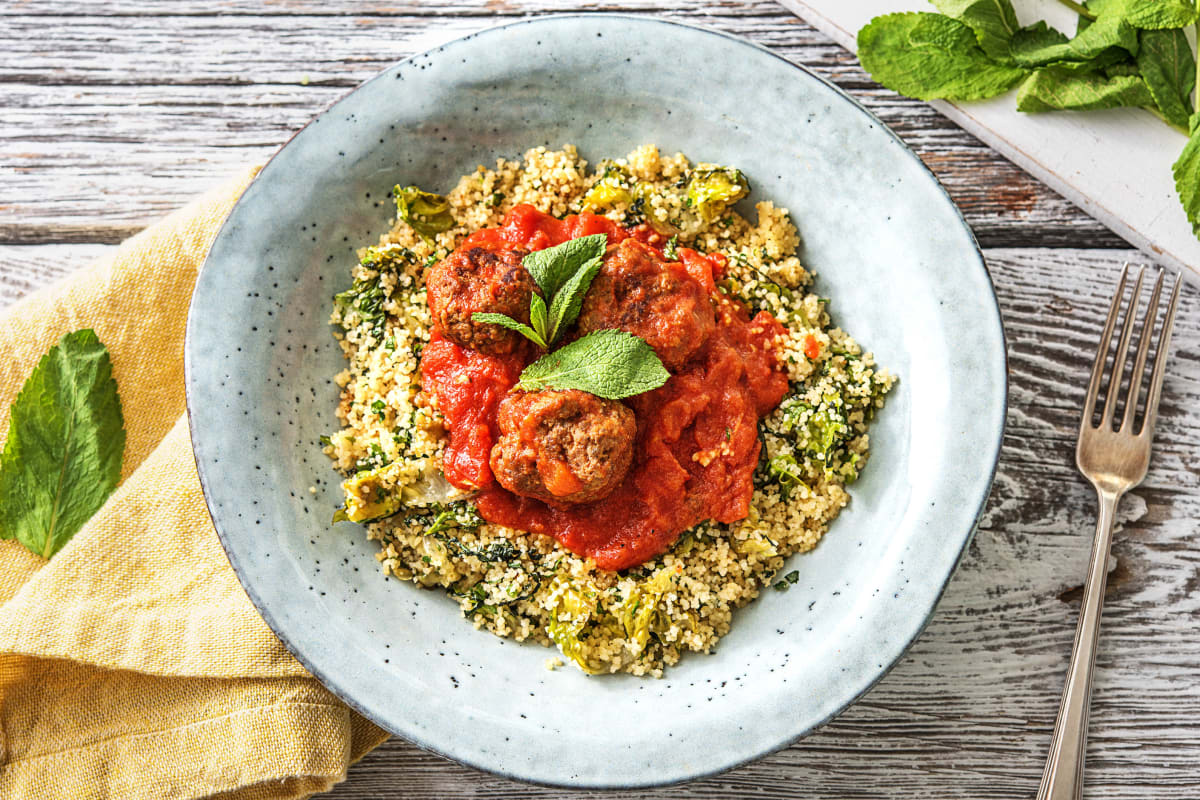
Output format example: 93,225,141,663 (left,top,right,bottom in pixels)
1037,264,1182,800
